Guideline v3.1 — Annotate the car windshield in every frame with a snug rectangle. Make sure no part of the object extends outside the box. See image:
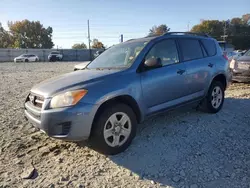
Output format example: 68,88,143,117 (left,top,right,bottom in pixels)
51,52,59,54
20,54,27,57
244,50,250,56
87,40,148,69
